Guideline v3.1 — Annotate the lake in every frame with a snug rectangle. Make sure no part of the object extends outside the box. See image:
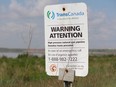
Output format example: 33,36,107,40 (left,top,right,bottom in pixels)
0,52,44,58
